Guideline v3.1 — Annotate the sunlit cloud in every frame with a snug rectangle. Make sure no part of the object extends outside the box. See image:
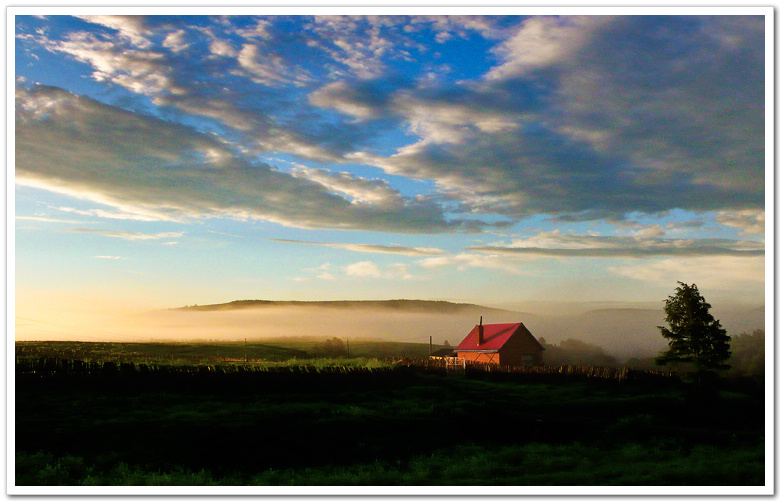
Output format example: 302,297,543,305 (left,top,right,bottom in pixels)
345,260,382,278
64,228,184,241
469,230,764,258
417,252,534,275
13,14,766,316
340,16,764,222
15,85,467,233
715,210,765,235
16,216,85,224
270,238,445,257
344,260,418,280
609,255,765,290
